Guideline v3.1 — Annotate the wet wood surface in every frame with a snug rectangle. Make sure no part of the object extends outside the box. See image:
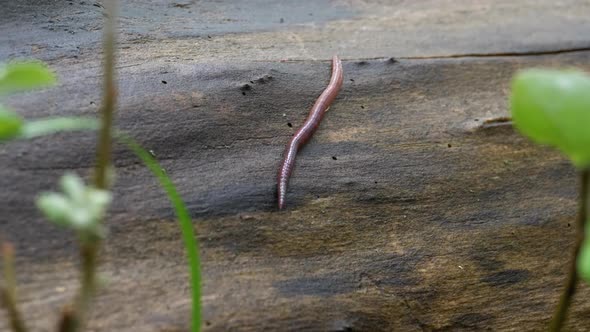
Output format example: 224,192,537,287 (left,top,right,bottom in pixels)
2,0,590,331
